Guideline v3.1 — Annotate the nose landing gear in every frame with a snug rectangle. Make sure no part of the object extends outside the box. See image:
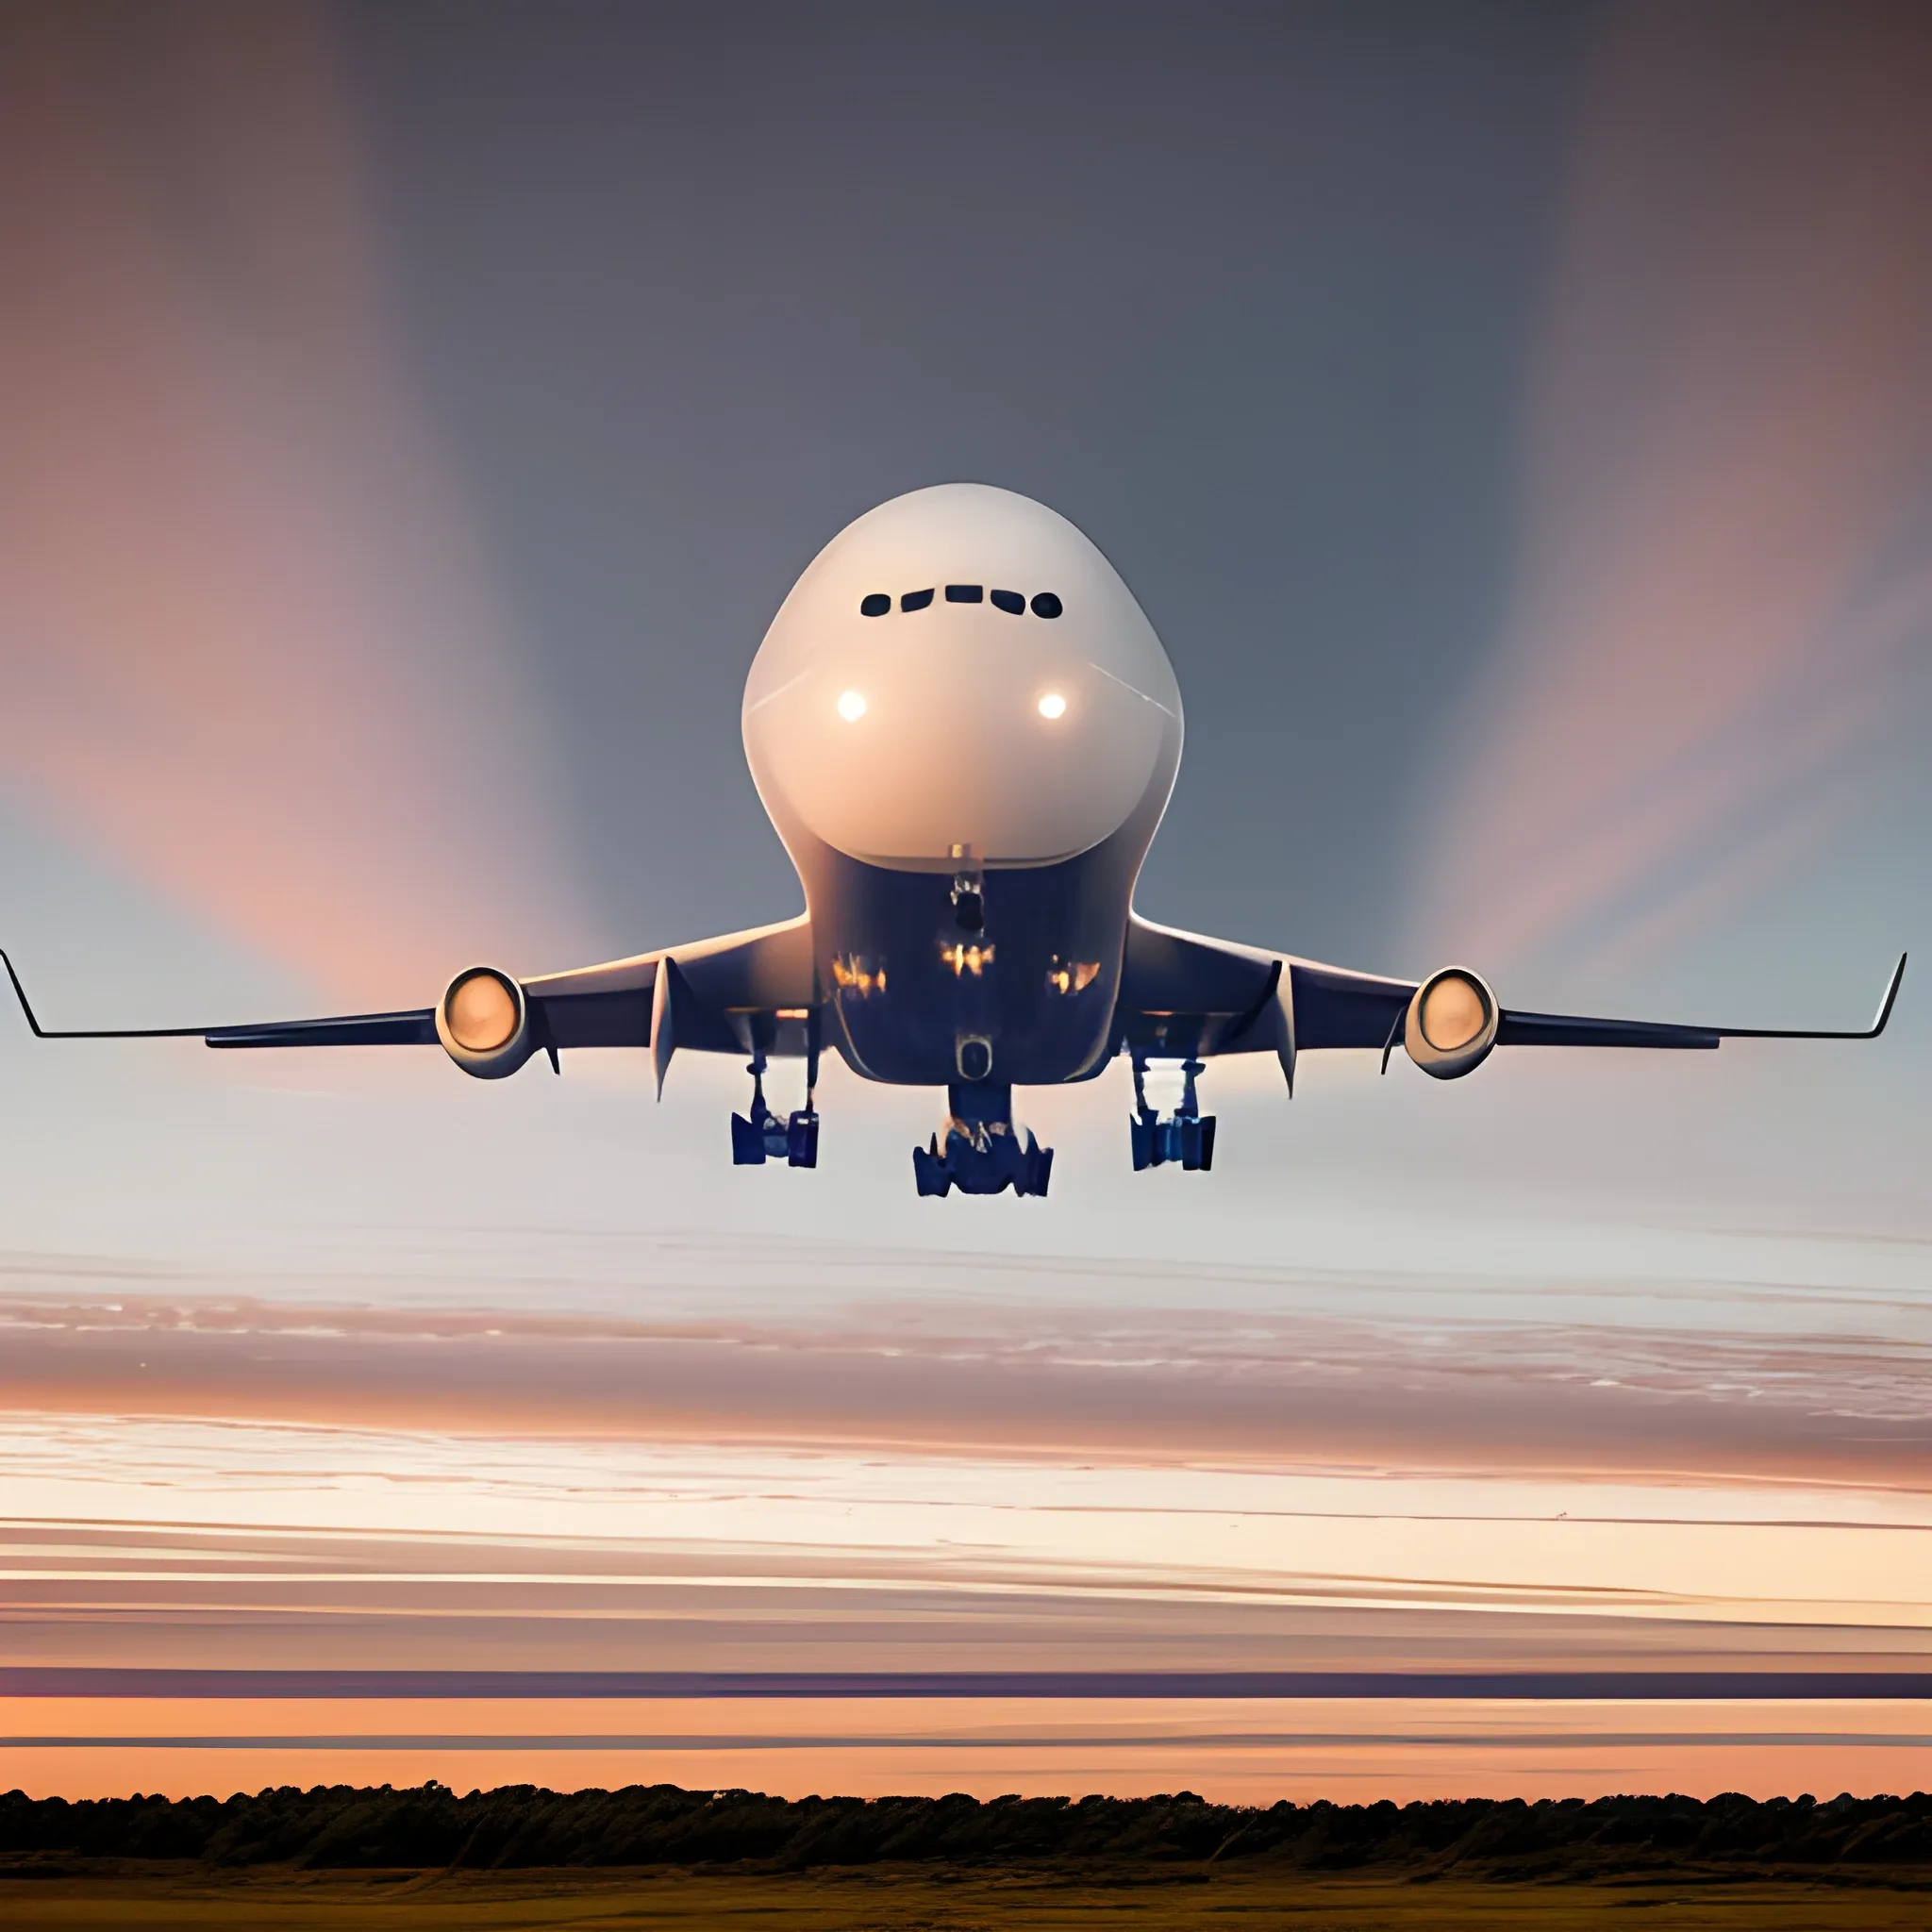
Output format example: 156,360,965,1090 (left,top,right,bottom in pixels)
911,1082,1052,1198
1130,1056,1215,1172
731,1053,819,1168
